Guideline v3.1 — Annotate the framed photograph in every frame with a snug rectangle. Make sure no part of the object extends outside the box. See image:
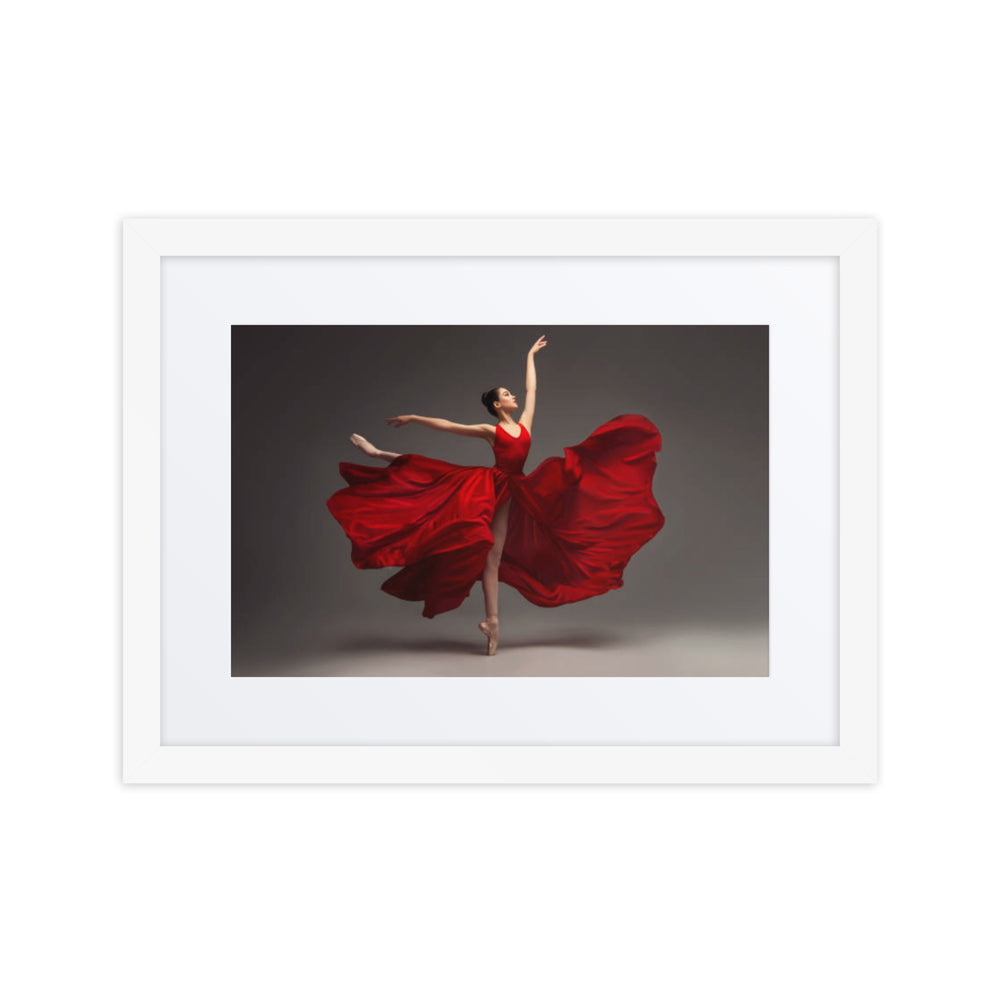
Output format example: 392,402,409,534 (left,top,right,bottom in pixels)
123,217,877,783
